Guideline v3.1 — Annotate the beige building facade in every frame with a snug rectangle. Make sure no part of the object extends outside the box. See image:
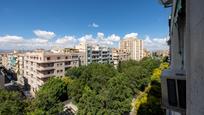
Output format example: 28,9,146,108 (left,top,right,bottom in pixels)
23,50,80,95
120,37,143,61
112,48,130,66
1,53,8,68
